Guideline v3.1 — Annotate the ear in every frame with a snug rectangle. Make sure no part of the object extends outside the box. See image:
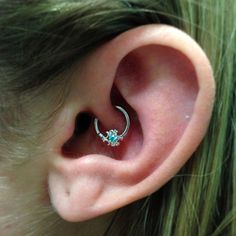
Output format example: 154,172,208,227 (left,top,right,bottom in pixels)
47,24,215,222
